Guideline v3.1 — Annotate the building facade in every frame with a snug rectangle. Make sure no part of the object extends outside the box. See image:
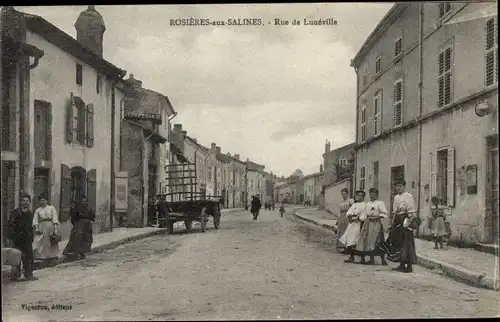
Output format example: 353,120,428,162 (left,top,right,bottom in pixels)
246,160,265,204
2,7,128,238
351,2,498,244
